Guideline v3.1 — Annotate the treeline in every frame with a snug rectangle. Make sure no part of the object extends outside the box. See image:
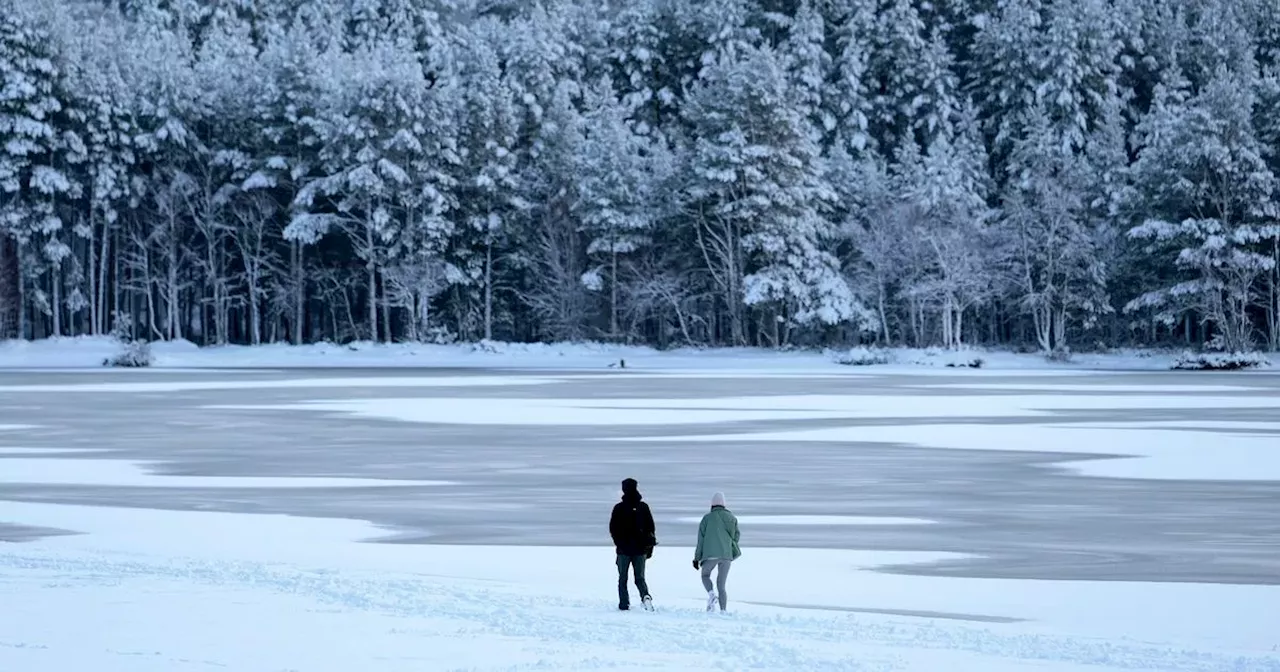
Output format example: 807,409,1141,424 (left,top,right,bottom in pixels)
2,0,1279,353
